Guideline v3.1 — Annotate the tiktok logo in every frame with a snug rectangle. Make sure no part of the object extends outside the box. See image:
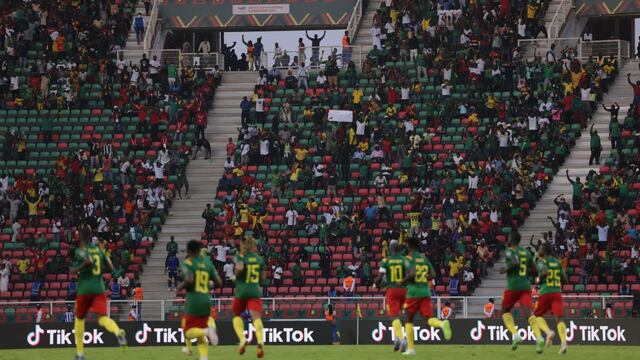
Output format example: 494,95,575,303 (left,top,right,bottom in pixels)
371,322,387,342
27,325,45,346
135,323,153,344
566,321,577,342
470,321,486,341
